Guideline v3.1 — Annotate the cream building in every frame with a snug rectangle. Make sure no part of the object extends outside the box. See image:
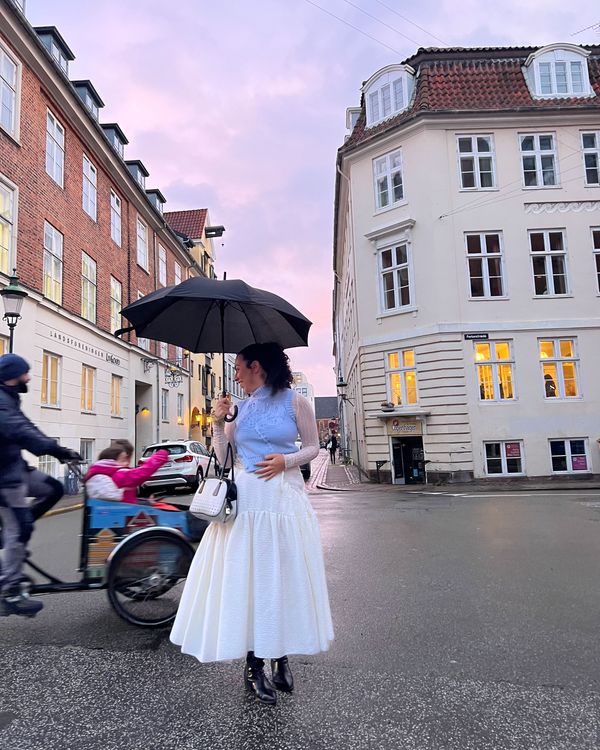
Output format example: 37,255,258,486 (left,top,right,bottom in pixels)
292,371,315,411
334,44,600,484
